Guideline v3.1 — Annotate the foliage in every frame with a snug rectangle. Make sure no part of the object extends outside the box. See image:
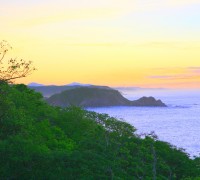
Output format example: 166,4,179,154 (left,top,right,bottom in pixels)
0,83,200,179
